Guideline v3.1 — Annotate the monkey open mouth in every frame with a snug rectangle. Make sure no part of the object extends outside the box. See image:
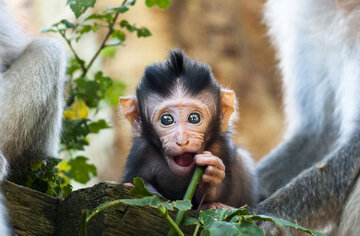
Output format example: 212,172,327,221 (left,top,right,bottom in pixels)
174,153,195,167
168,152,196,176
